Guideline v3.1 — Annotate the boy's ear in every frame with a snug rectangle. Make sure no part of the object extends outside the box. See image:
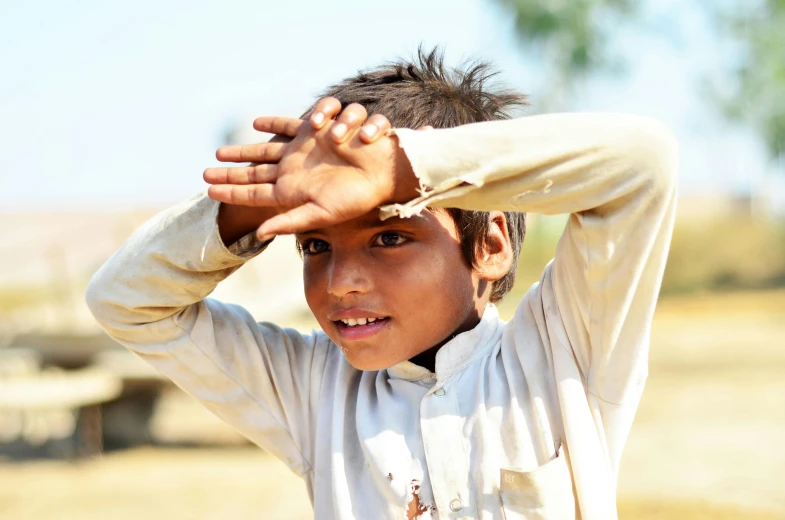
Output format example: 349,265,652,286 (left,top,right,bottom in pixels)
474,211,513,283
